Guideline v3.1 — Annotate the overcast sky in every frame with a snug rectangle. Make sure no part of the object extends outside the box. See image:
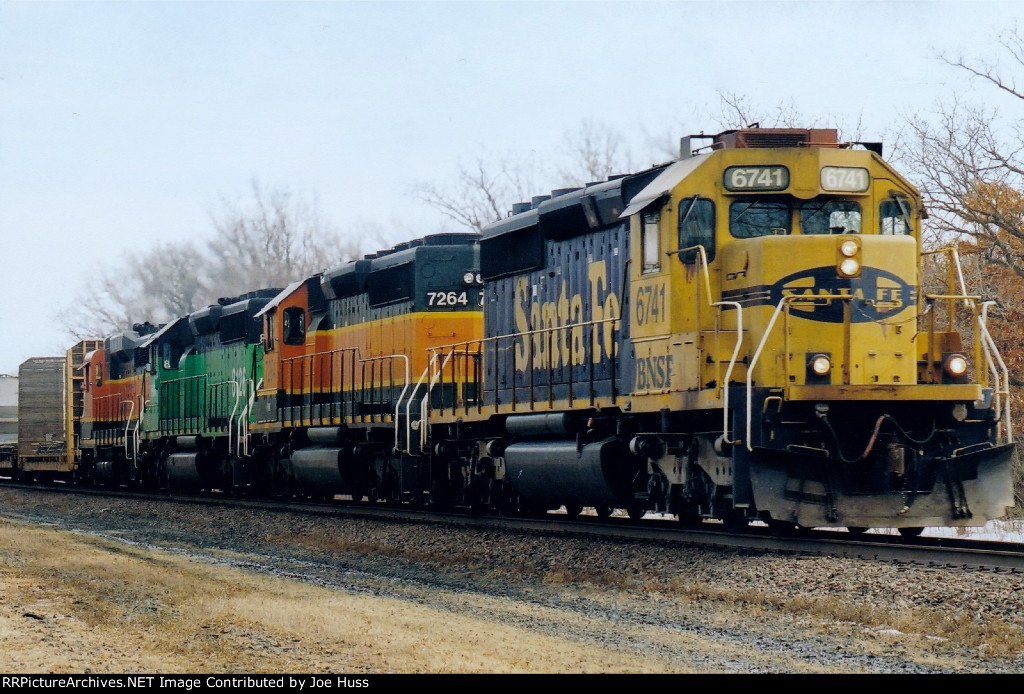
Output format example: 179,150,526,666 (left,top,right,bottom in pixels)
0,0,1020,375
